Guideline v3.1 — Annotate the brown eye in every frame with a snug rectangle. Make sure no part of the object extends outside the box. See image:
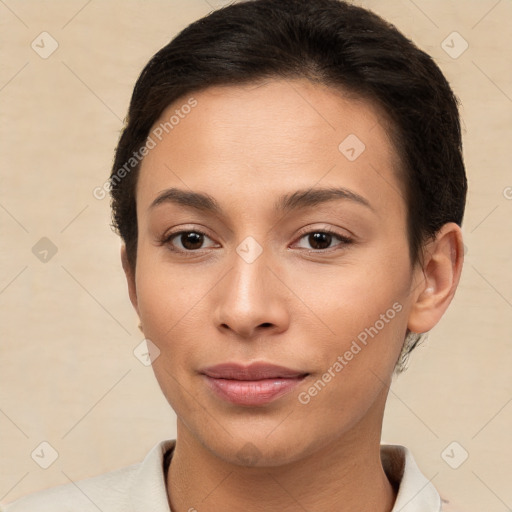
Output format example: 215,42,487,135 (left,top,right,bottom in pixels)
308,232,333,250
180,232,204,250
294,230,353,252
164,230,217,252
